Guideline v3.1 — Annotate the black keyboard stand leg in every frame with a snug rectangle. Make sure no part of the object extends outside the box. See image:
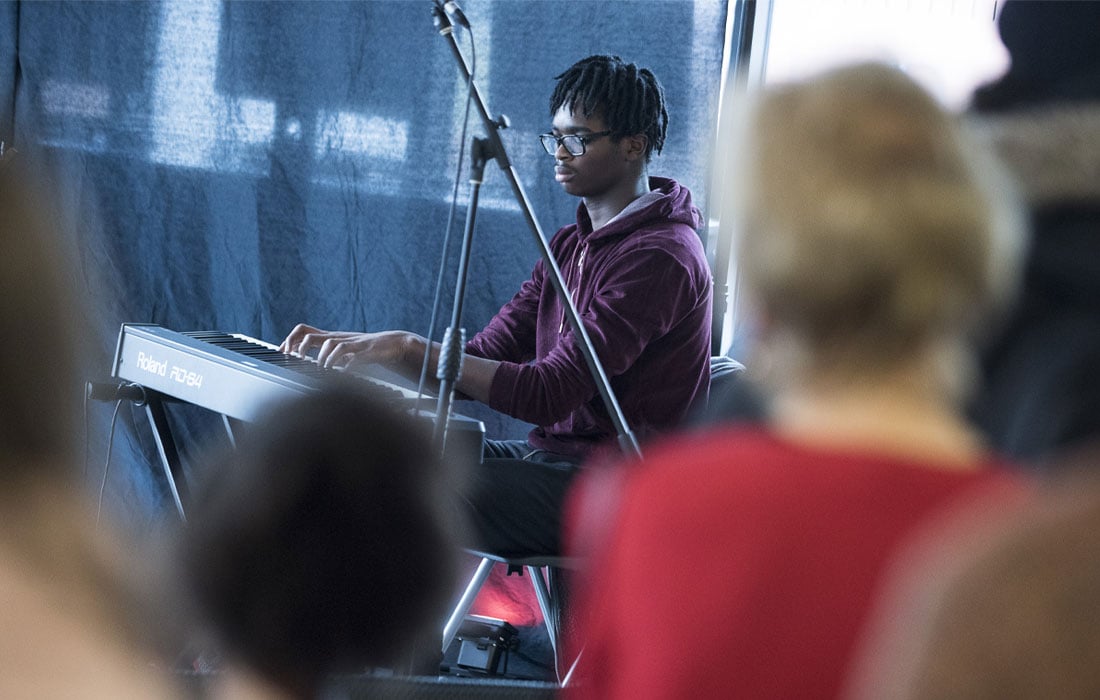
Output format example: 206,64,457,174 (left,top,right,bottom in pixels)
144,392,189,522
223,415,241,450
